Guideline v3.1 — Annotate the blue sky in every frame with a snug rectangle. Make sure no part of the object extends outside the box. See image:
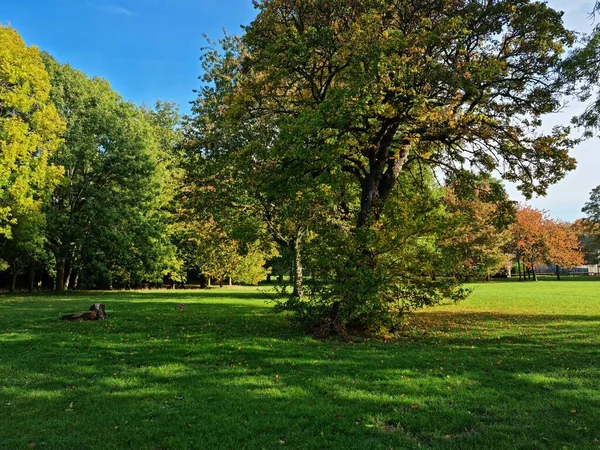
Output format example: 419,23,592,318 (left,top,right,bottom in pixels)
1,0,598,221
0,0,258,111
